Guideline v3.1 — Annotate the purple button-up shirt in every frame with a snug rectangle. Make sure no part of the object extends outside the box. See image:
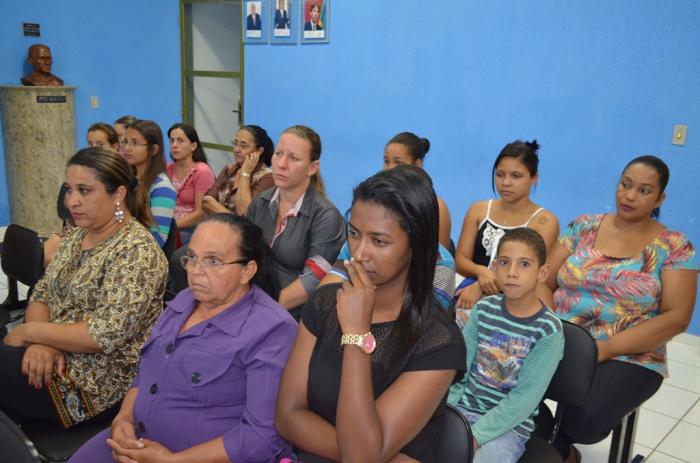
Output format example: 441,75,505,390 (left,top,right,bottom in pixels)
132,285,296,462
